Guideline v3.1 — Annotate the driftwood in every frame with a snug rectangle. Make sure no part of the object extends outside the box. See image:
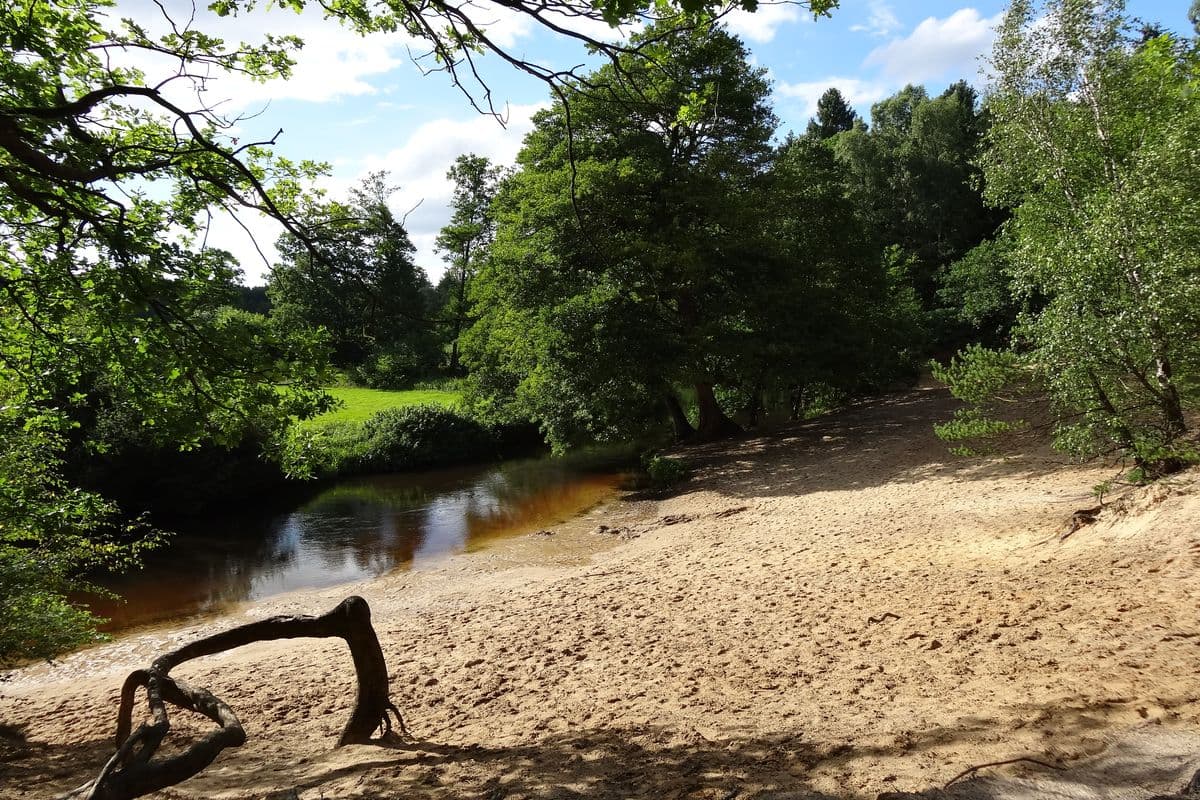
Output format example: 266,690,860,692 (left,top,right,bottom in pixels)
66,596,405,800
